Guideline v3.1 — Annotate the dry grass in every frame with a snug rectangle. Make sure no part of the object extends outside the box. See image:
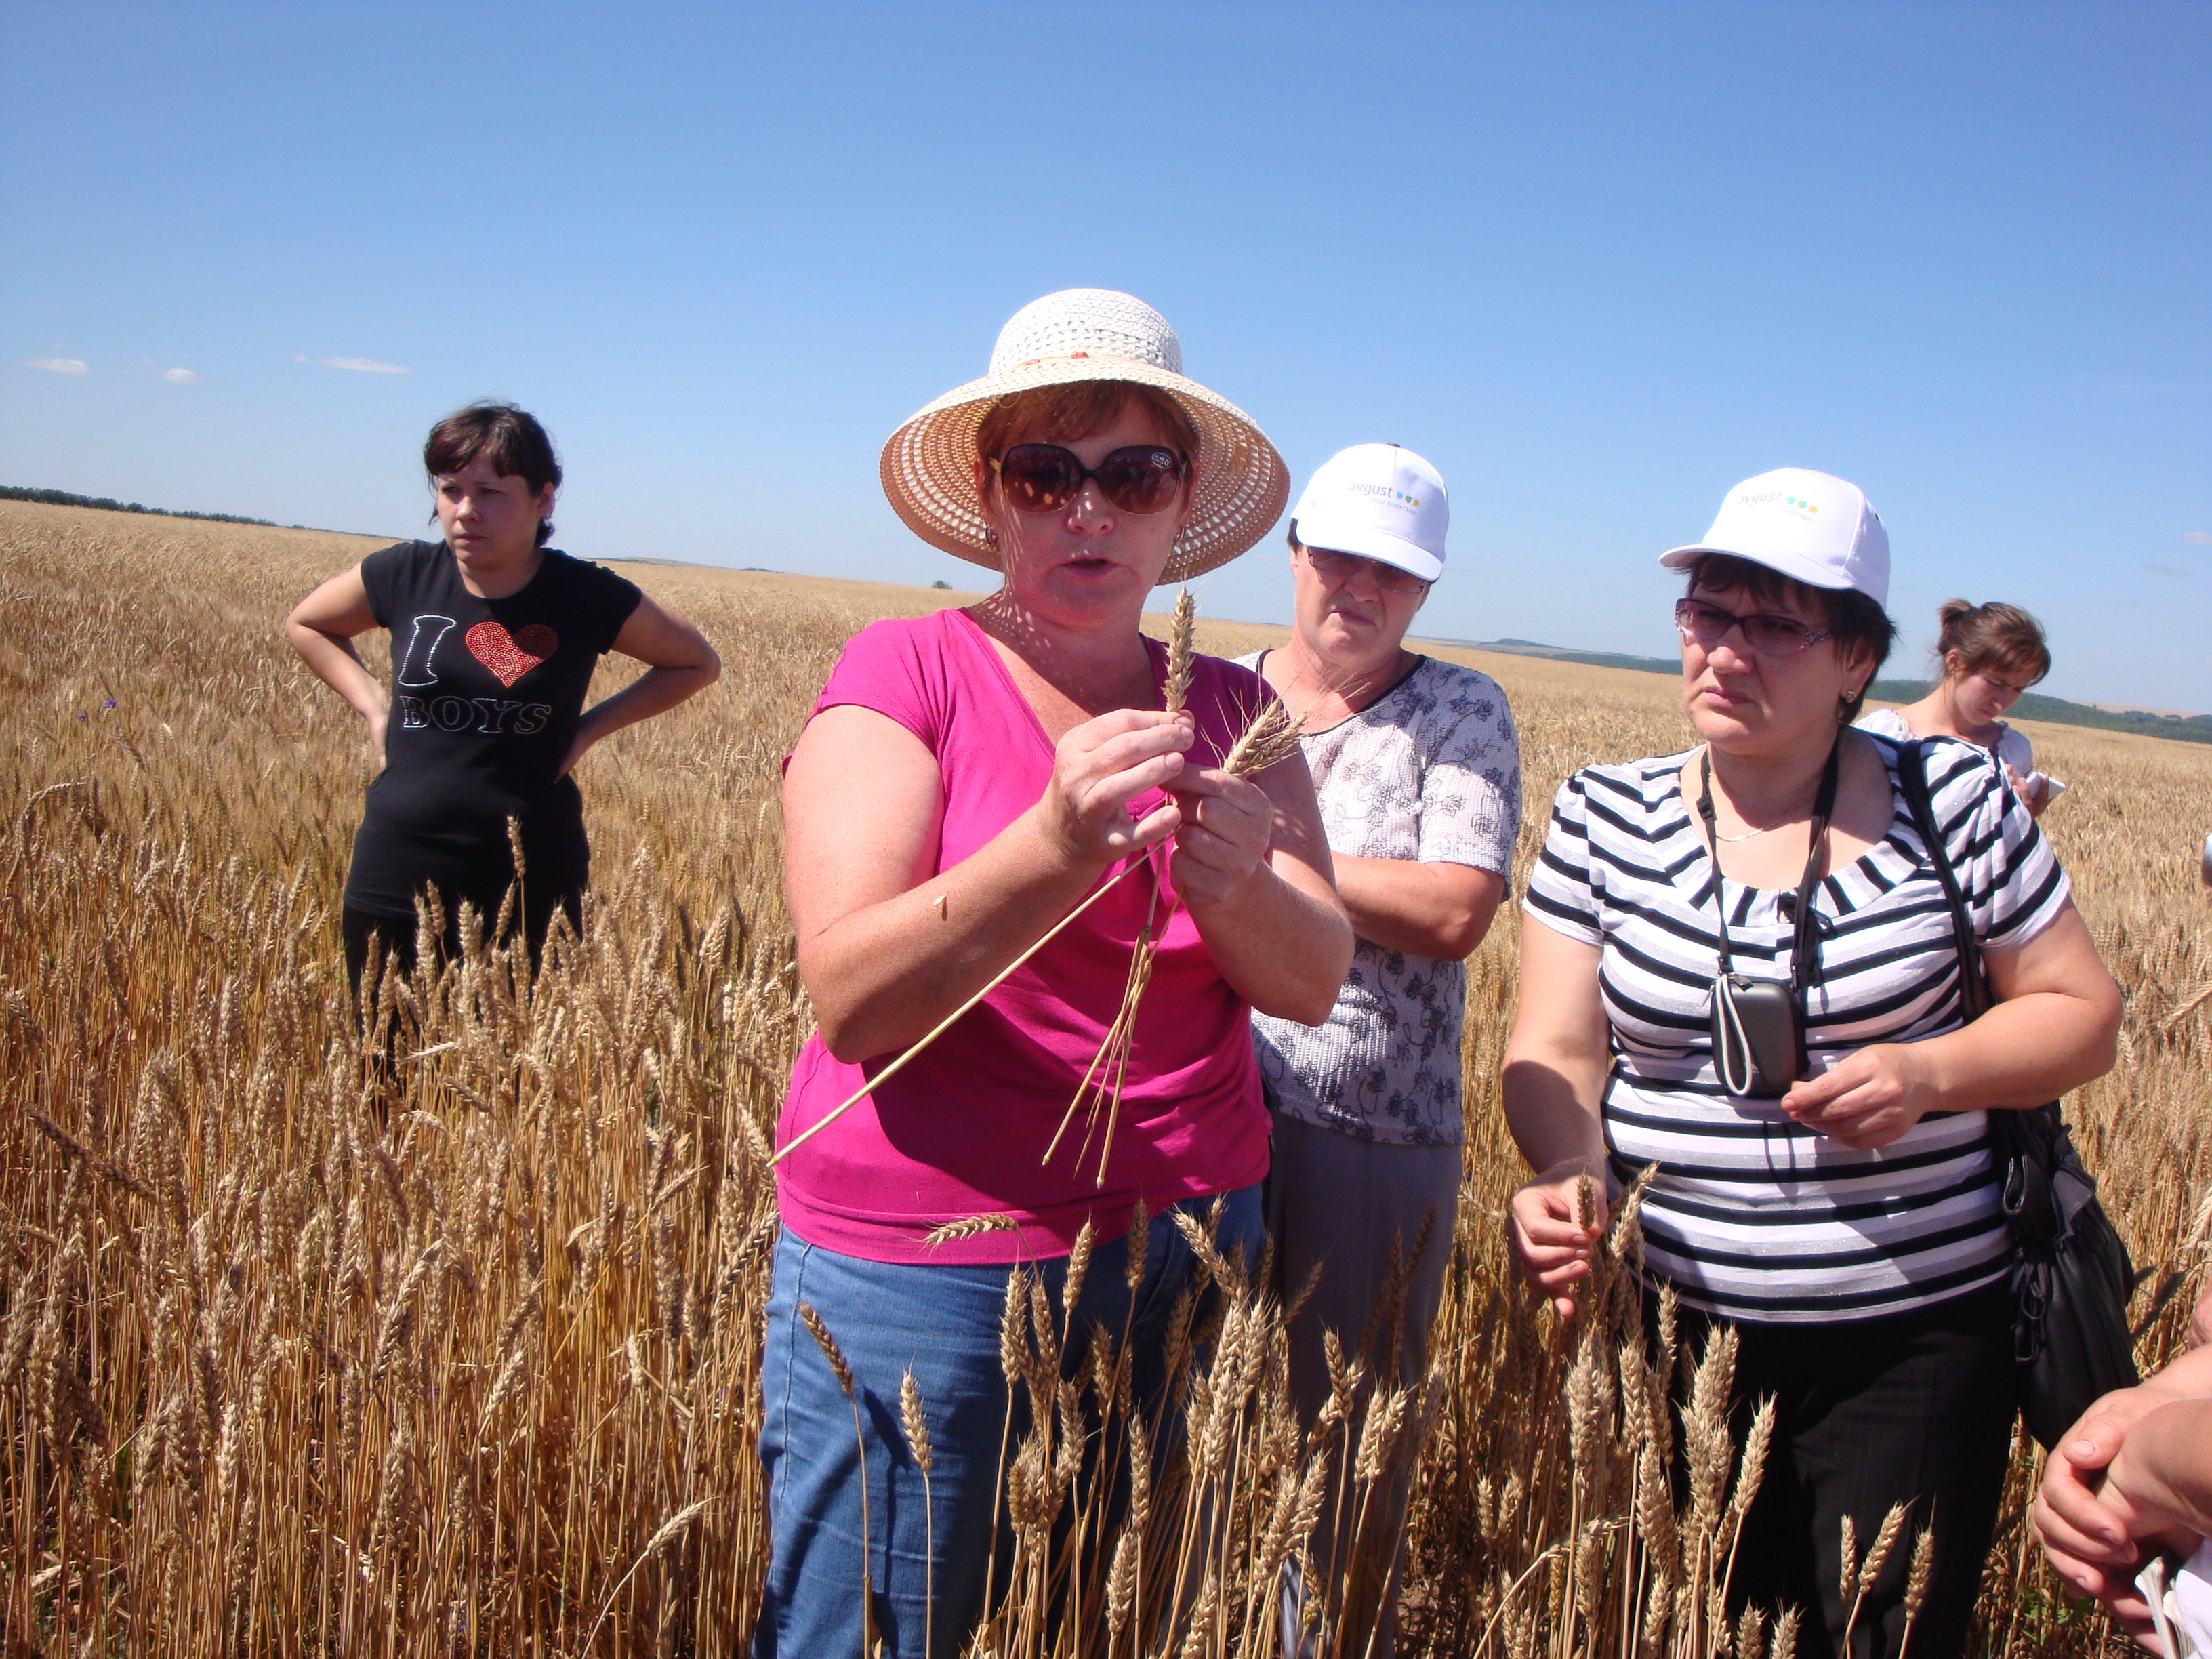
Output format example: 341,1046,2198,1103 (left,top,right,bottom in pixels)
3,500,2207,1655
